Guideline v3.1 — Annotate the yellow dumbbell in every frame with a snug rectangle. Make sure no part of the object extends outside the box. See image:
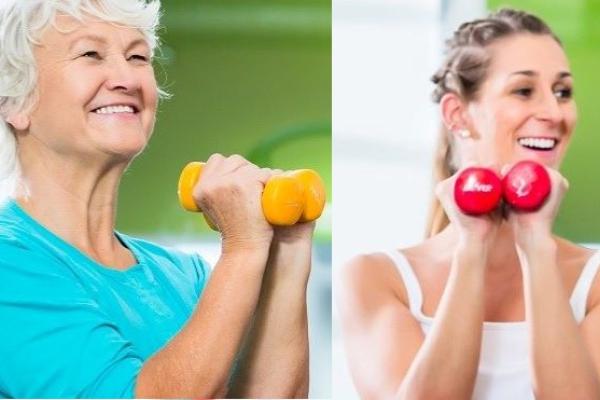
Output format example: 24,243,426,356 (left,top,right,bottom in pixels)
177,161,326,229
